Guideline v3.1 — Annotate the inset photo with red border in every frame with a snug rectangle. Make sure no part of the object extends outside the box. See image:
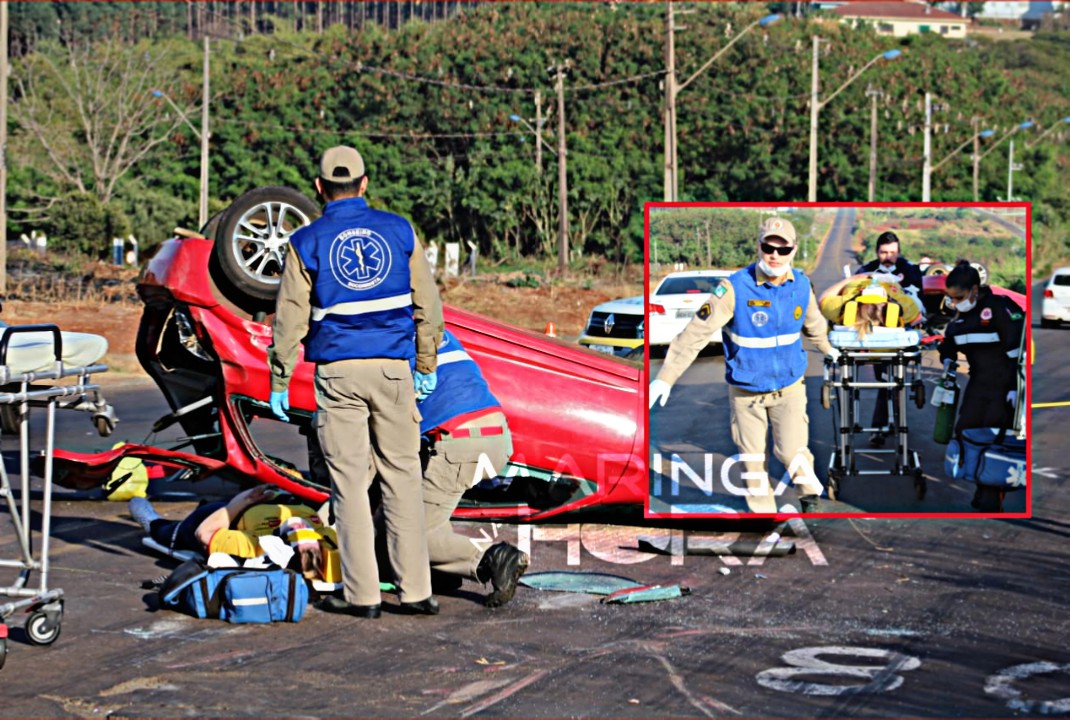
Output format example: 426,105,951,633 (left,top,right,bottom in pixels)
645,202,1031,520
